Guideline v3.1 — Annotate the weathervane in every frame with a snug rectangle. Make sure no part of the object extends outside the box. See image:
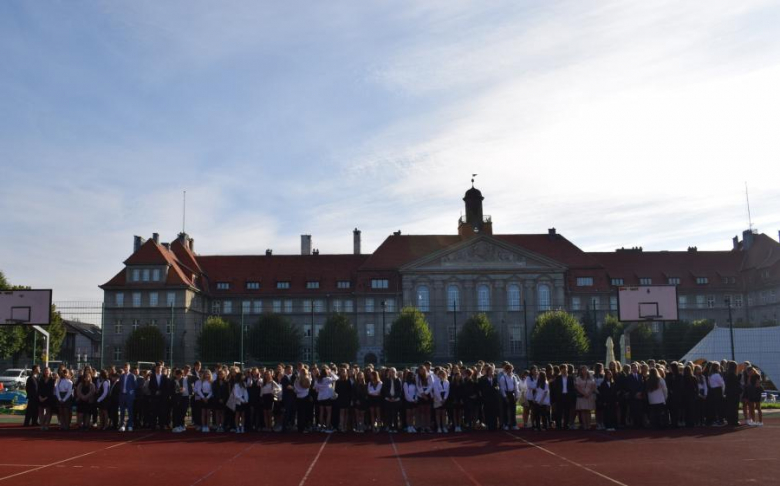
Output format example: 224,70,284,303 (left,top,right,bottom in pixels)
471,173,477,188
